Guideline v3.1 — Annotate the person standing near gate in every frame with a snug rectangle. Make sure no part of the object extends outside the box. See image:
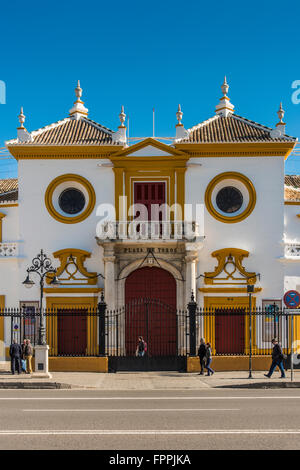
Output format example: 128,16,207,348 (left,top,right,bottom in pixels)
25,339,33,374
264,338,286,378
205,342,214,376
9,339,22,375
198,338,206,375
136,336,146,357
21,339,27,373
